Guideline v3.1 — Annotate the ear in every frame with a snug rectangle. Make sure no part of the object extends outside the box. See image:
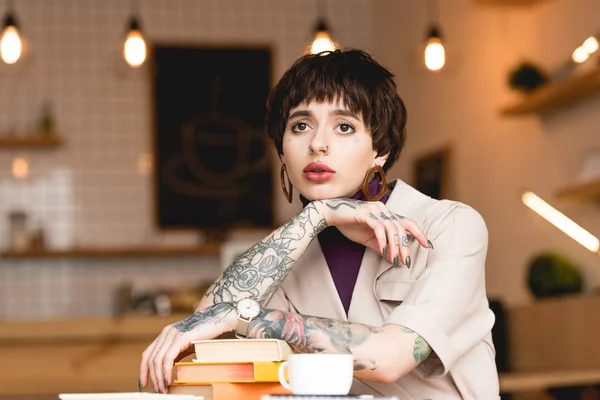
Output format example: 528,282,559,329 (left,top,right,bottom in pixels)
373,152,389,168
